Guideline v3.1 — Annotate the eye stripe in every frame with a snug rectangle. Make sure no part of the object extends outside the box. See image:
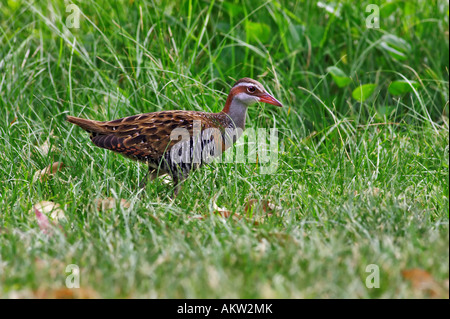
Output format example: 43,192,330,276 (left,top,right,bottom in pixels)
234,82,257,88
